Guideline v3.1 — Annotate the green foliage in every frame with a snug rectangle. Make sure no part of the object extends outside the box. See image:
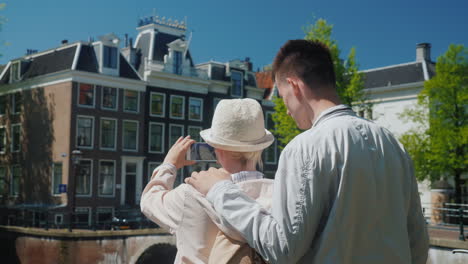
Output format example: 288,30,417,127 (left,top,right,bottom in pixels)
400,44,468,189
271,18,368,147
